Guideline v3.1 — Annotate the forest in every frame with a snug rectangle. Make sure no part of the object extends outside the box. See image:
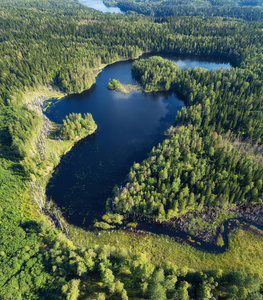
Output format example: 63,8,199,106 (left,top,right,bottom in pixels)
104,0,263,20
0,0,263,298
59,112,97,141
112,123,263,218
